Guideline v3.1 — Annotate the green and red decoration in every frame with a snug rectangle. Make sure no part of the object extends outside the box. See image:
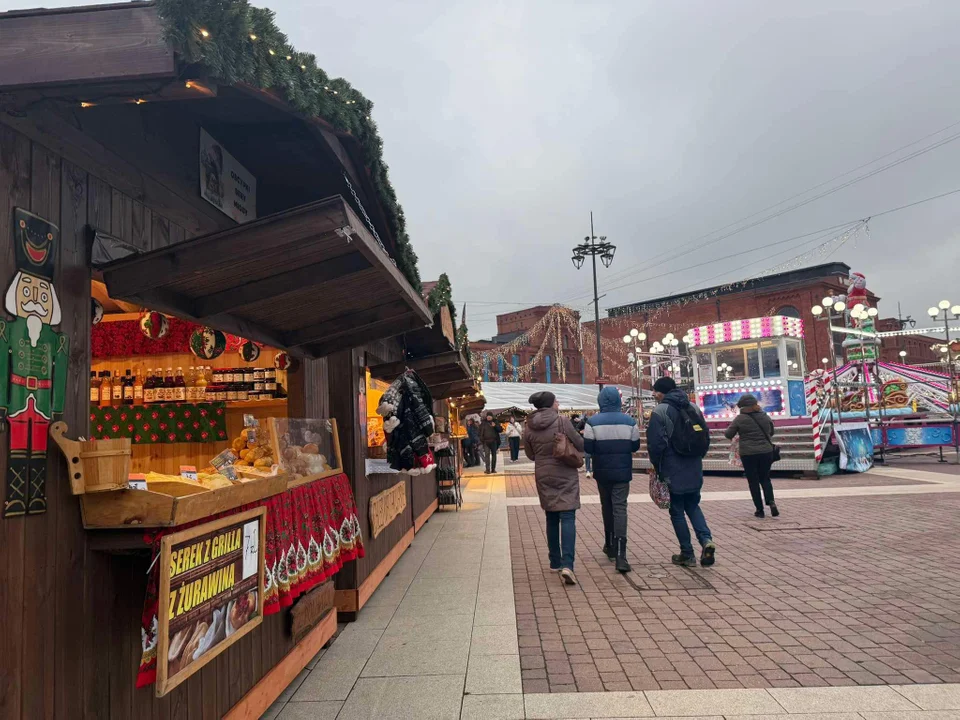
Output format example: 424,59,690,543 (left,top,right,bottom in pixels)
239,340,261,362
140,311,169,340
189,326,226,360
89,402,228,444
1,208,69,517
91,298,104,326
